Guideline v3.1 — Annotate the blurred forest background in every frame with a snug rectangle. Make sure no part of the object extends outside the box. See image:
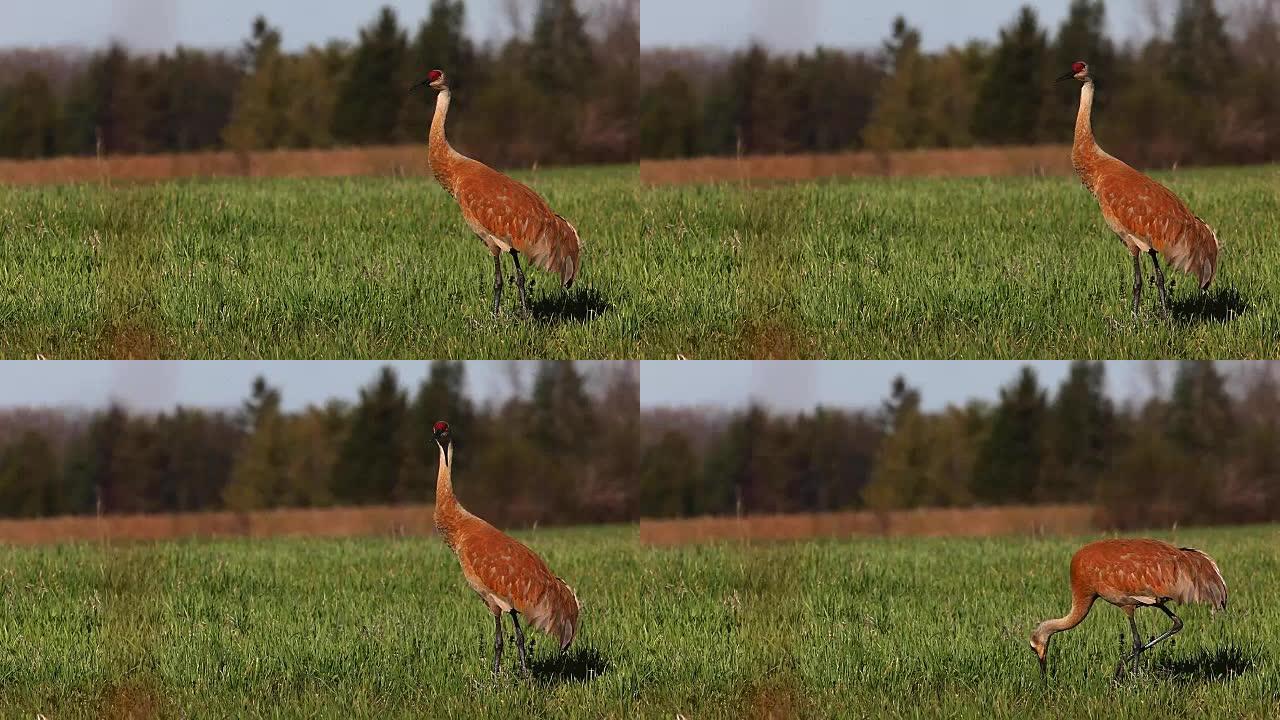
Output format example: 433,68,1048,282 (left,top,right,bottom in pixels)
0,0,637,166
640,361,1280,530
641,0,1280,167
0,361,638,527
